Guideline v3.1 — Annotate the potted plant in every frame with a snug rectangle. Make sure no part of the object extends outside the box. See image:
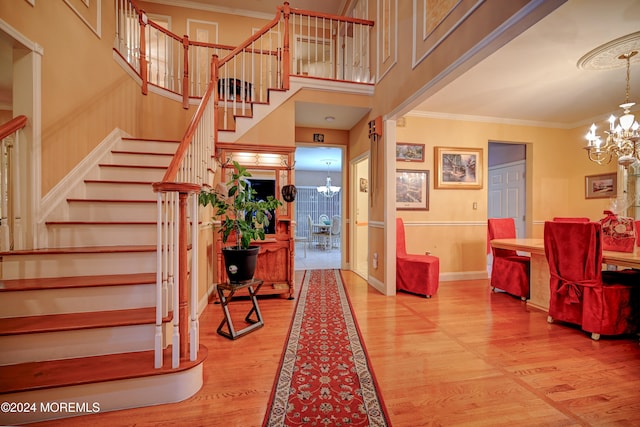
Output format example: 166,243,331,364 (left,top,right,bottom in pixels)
199,161,283,283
